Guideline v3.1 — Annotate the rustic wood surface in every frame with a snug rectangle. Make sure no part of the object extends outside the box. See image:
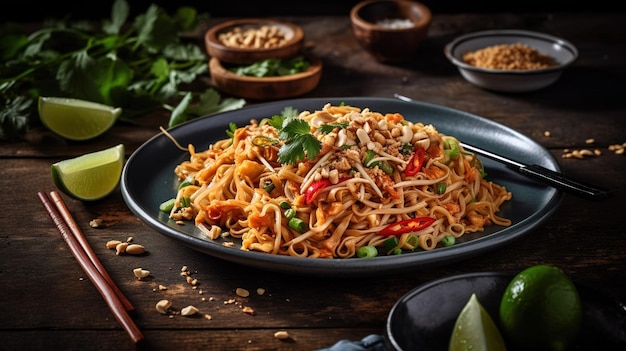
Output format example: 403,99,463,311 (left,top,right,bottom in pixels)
1,12,625,351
